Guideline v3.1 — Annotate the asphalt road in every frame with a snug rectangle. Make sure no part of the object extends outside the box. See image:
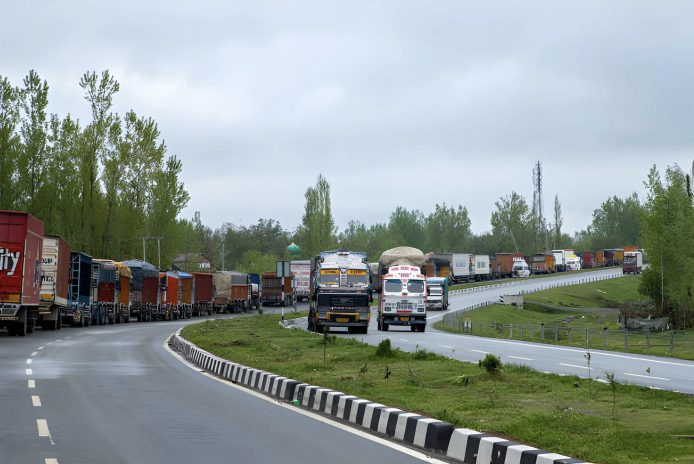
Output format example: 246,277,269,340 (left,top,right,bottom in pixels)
0,313,447,464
